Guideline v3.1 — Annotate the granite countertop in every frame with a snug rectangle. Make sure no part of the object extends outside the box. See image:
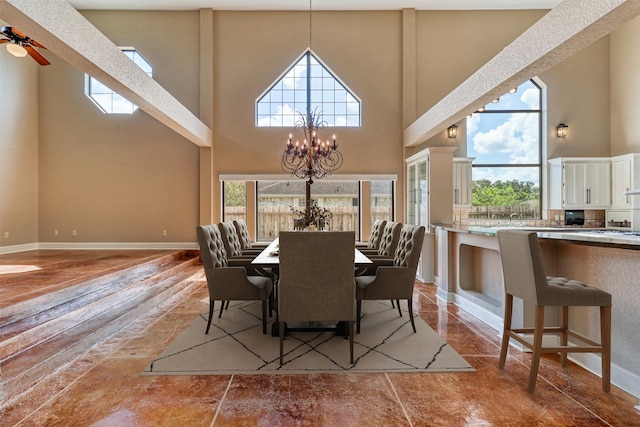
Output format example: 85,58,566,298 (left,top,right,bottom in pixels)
431,223,640,249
